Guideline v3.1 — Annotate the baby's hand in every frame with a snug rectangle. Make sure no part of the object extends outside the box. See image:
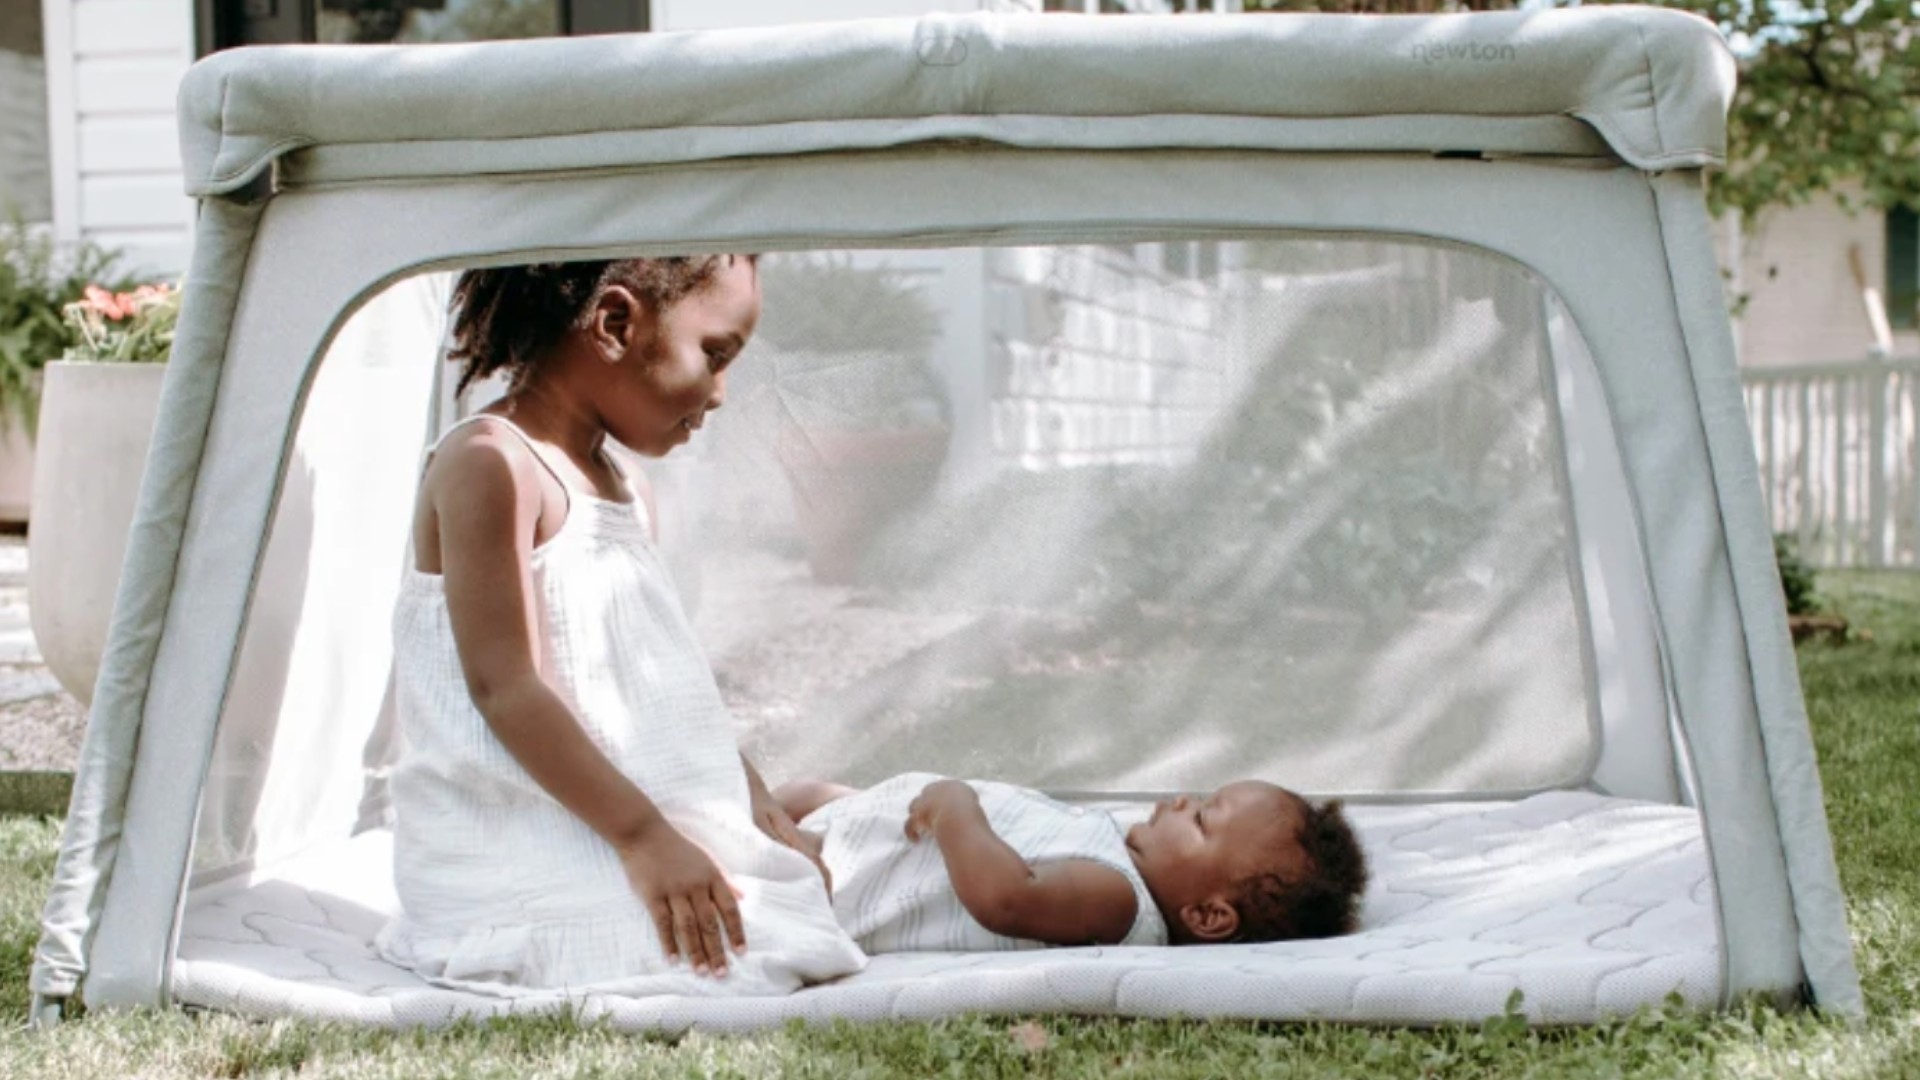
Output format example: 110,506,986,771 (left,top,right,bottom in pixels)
617,821,745,978
905,779,980,841
752,799,834,897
